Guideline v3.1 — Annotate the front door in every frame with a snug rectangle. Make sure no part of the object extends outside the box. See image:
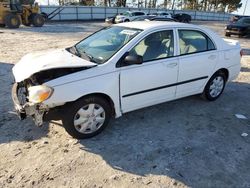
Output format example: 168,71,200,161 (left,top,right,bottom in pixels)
119,30,179,113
